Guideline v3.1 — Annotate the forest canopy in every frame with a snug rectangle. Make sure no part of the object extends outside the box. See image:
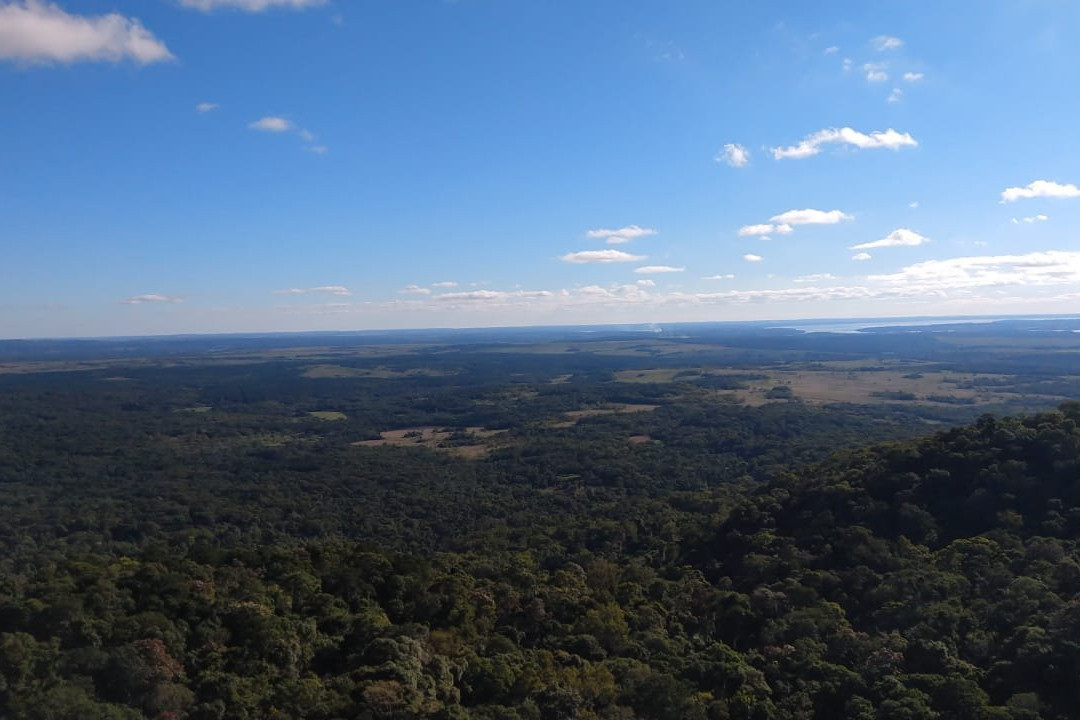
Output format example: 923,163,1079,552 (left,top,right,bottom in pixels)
0,338,1078,719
